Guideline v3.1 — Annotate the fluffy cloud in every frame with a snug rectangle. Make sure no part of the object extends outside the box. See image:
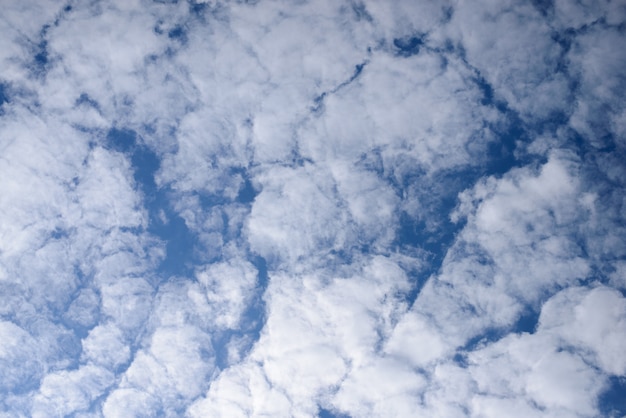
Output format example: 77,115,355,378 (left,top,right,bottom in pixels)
0,0,624,416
